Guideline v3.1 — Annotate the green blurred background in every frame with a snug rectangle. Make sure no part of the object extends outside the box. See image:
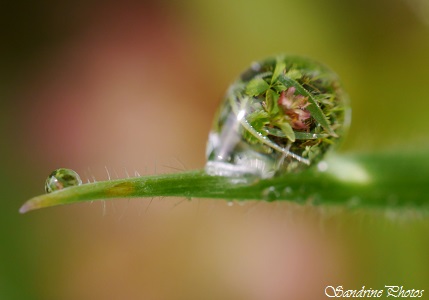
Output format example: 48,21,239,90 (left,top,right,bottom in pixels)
1,0,429,299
